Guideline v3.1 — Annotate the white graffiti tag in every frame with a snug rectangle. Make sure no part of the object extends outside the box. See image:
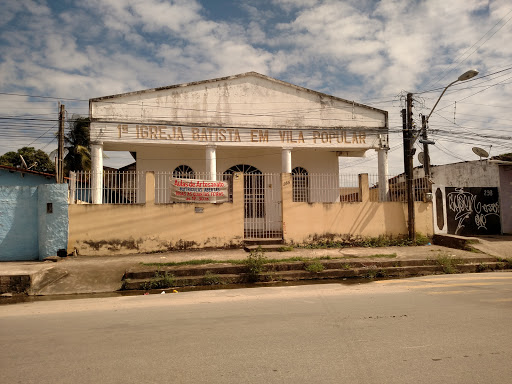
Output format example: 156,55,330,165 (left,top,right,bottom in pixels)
447,188,500,234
